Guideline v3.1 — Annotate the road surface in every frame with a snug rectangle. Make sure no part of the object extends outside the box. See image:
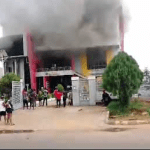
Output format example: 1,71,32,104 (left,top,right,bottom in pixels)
0,101,150,149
